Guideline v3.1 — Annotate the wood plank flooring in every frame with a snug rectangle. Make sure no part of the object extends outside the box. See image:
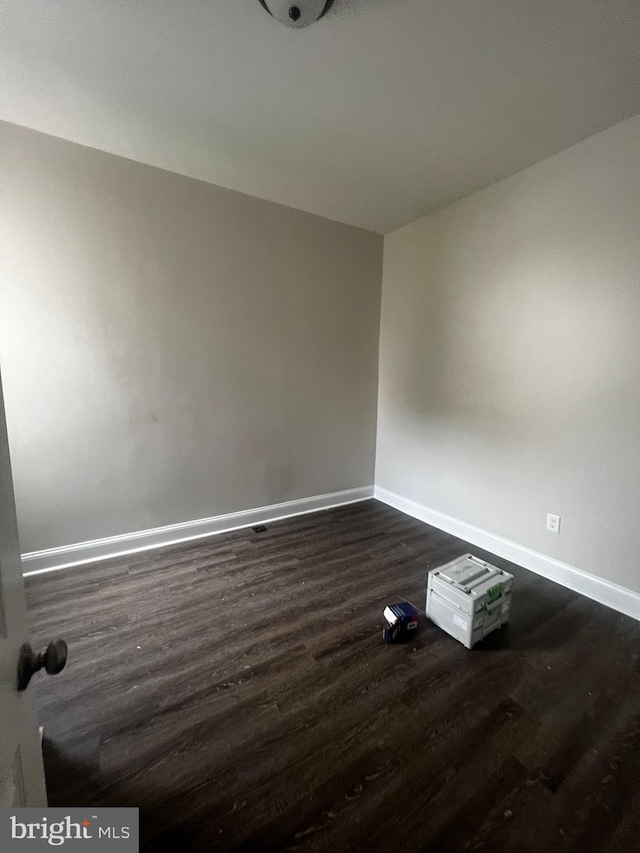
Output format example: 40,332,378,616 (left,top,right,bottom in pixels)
24,500,640,851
